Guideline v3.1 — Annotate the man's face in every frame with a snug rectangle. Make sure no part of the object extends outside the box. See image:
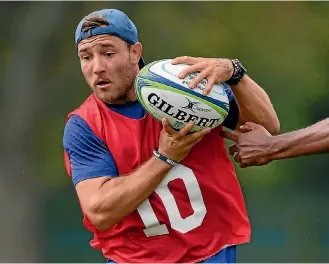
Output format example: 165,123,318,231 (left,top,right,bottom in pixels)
78,35,140,103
